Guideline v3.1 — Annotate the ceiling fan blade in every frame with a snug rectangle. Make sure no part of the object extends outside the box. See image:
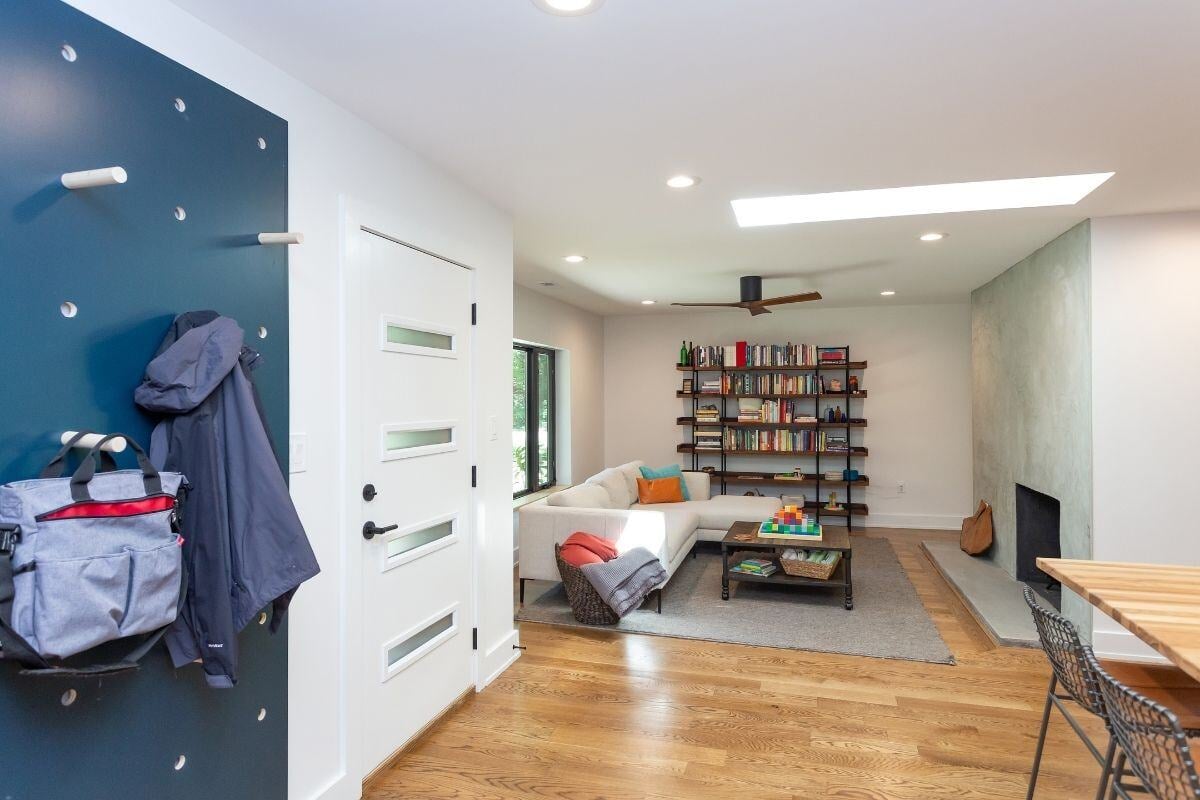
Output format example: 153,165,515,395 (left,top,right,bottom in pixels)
670,301,745,308
758,291,823,307
747,304,772,316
